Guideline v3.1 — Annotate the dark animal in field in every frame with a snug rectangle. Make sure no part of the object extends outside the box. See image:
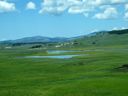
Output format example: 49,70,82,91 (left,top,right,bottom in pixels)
31,45,42,49
118,64,128,69
115,64,128,71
